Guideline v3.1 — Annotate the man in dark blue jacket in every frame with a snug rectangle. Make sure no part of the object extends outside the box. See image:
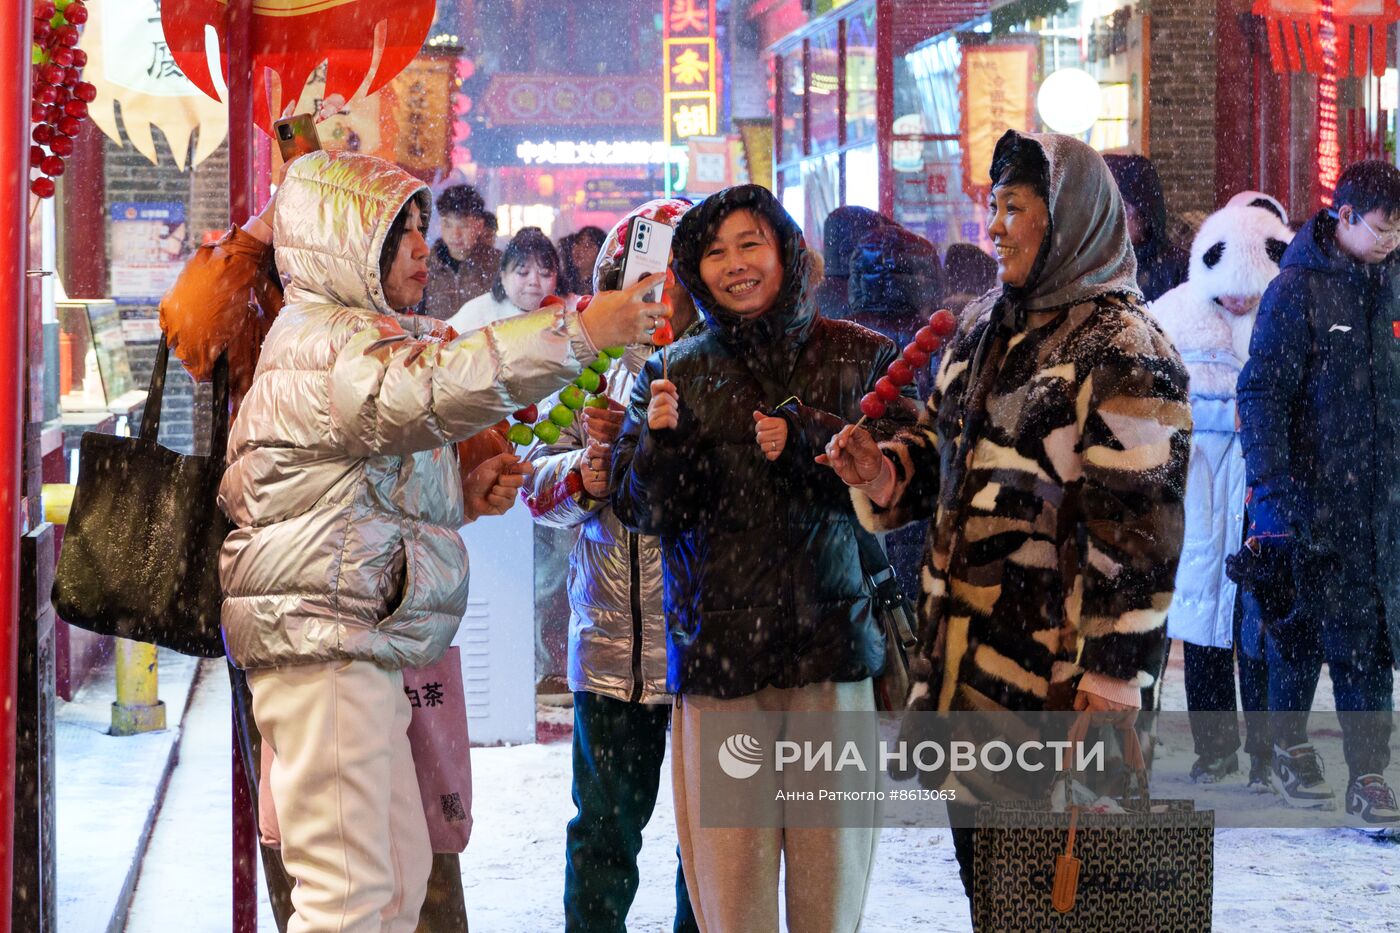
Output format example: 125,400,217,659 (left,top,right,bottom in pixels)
1238,160,1400,826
